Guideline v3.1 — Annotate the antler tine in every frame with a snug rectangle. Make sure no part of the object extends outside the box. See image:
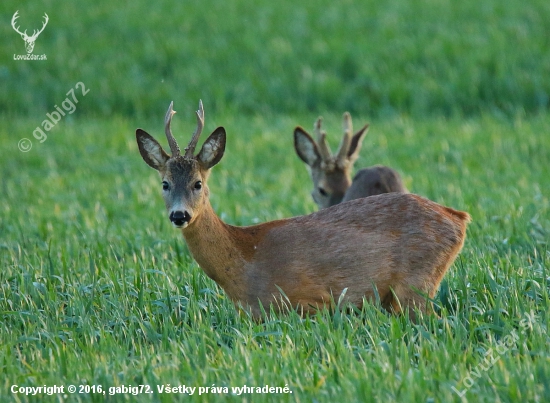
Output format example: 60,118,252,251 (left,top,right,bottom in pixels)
336,112,353,166
184,100,205,158
164,101,180,157
11,11,18,26
11,11,24,36
34,13,49,37
314,117,333,163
